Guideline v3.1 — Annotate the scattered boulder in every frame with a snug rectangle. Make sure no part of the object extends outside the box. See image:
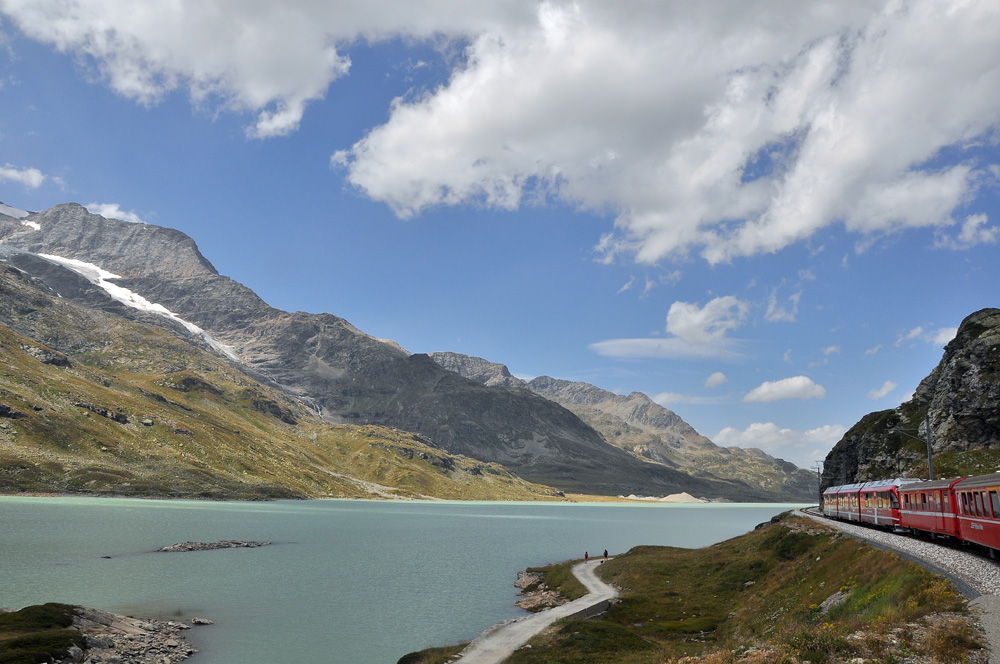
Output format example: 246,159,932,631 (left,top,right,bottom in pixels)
515,591,564,612
514,570,545,591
